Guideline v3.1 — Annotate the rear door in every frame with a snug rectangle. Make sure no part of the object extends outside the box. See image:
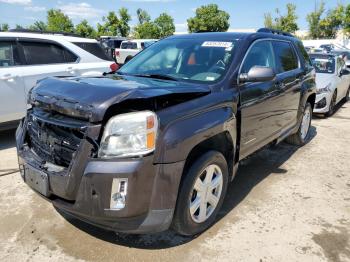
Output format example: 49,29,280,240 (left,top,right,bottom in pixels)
239,40,284,158
0,39,26,123
18,39,79,94
272,40,302,129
